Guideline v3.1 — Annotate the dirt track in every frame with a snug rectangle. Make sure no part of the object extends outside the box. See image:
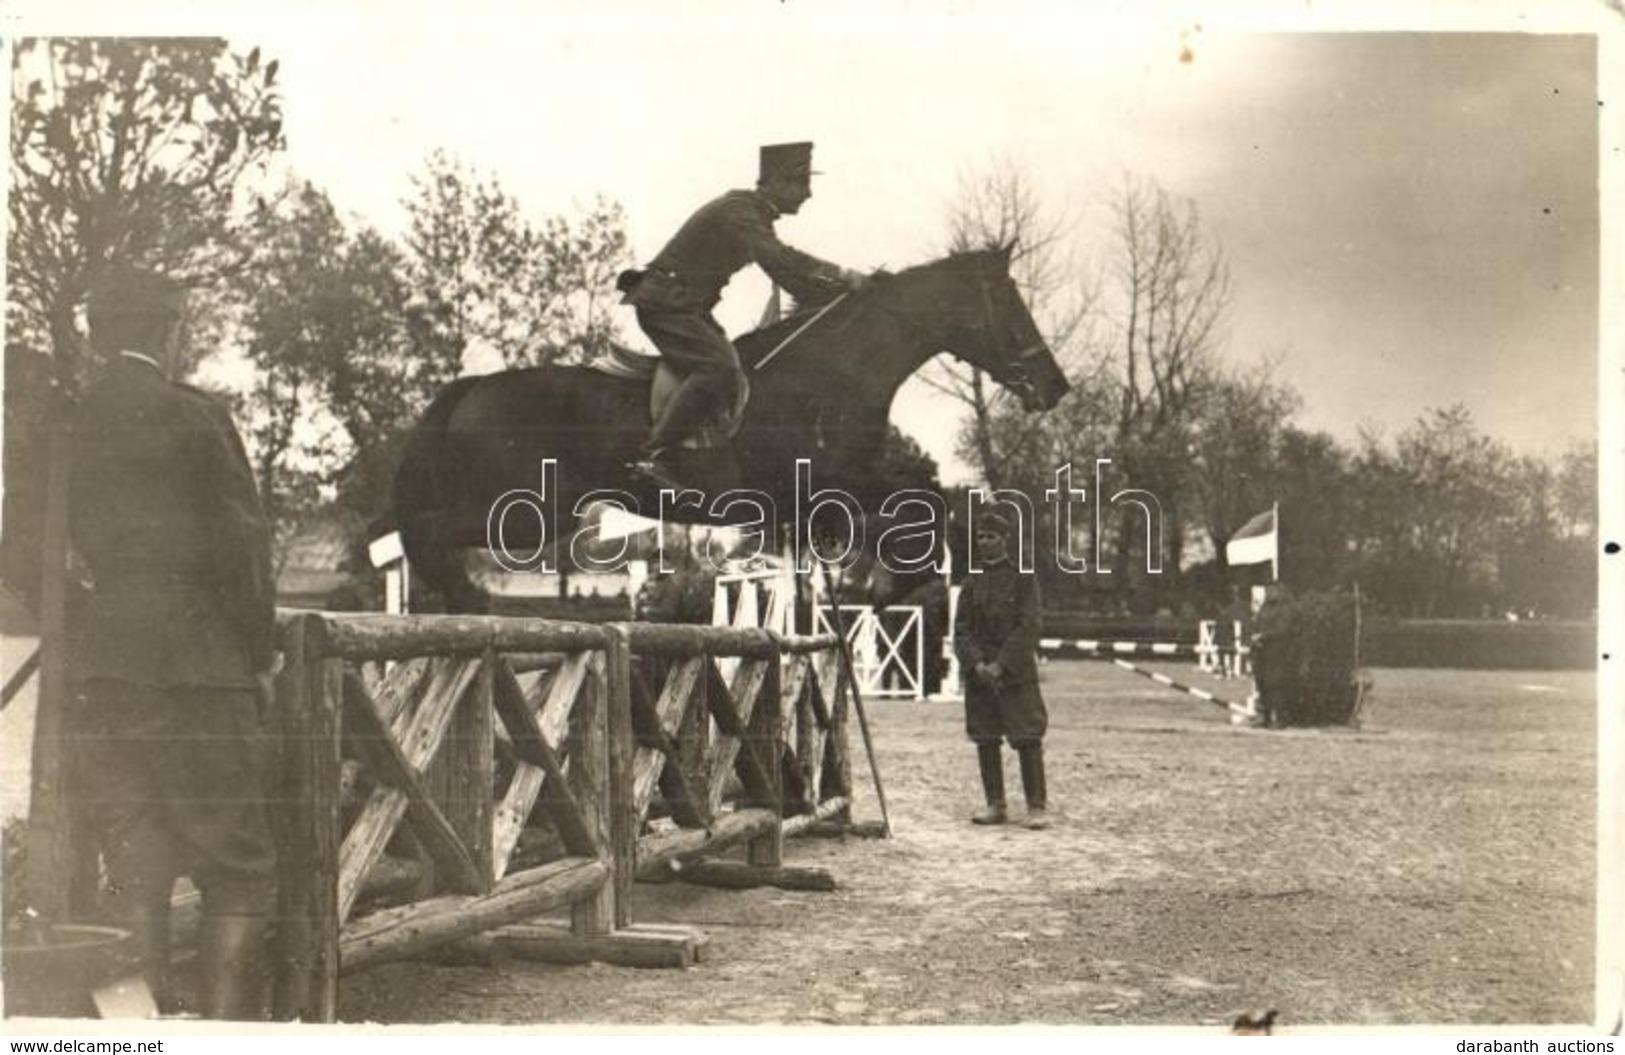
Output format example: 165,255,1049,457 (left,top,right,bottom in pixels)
340,662,1595,1029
